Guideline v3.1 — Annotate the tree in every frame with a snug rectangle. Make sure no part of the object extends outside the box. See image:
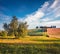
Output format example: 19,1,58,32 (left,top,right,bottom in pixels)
8,16,18,36
18,22,28,37
9,16,18,30
36,26,38,29
3,16,28,38
3,23,9,32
